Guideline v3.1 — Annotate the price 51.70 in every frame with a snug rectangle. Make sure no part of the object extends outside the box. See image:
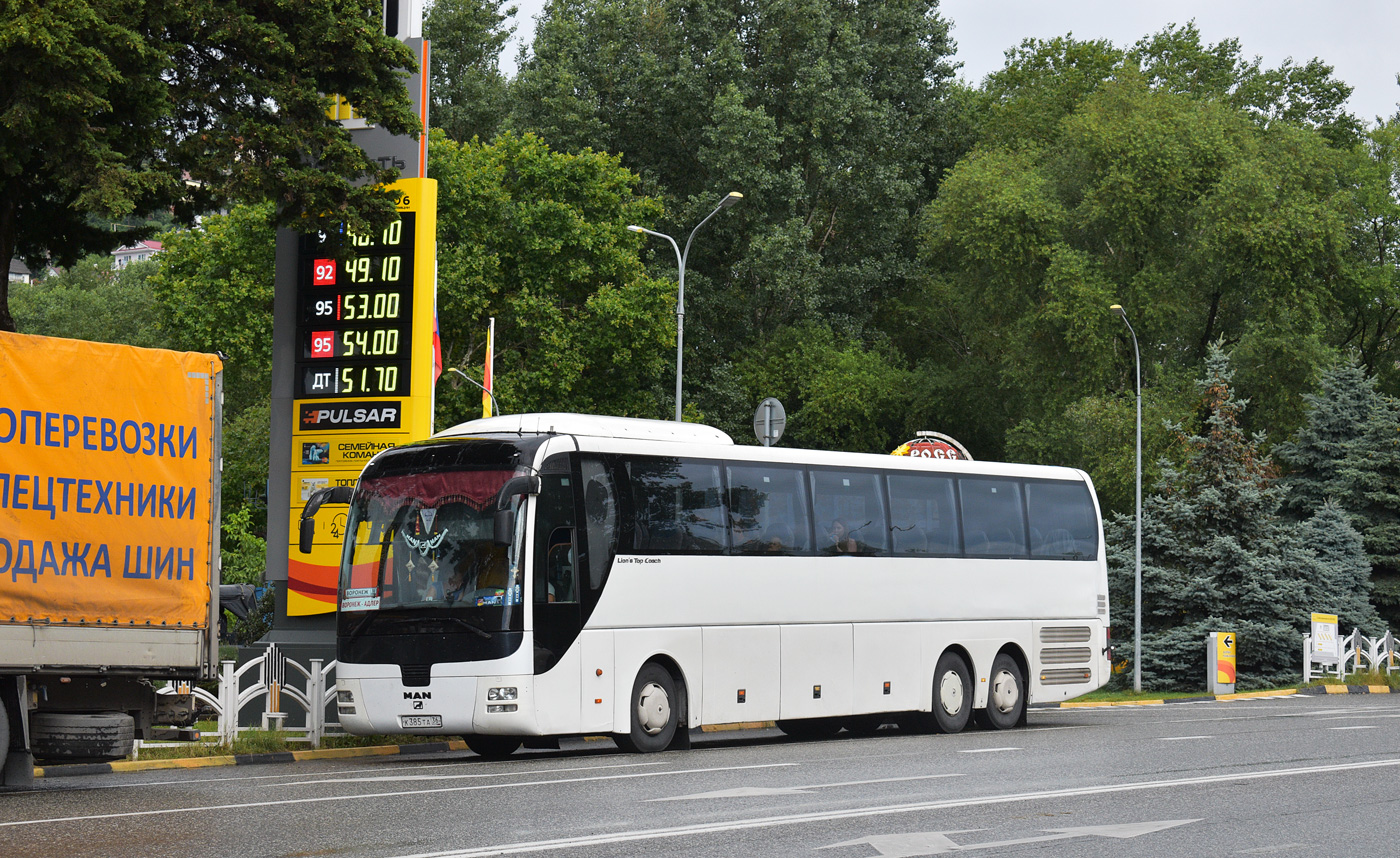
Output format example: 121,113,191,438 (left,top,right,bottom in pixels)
340,365,399,394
